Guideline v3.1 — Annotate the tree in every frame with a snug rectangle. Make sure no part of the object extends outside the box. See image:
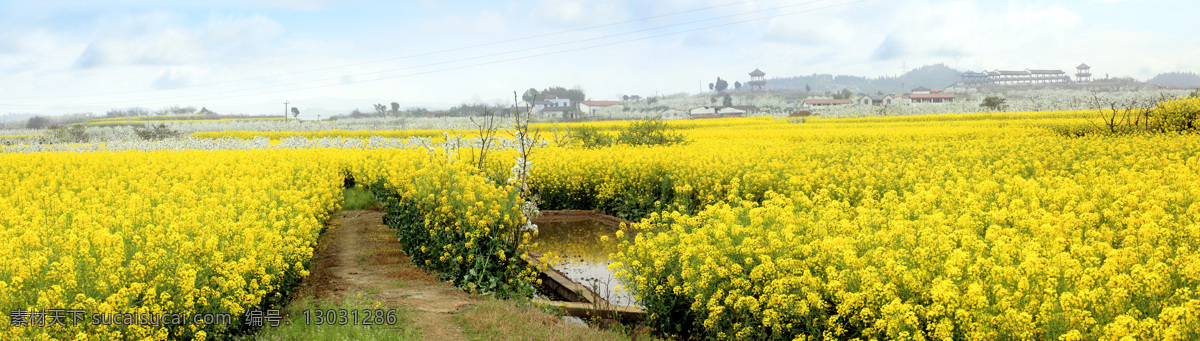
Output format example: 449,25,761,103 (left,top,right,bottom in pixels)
805,84,811,92
980,96,1006,111
26,116,50,129
291,107,300,120
390,102,400,115
522,88,540,103
622,95,630,101
723,94,733,107
709,83,715,91
373,103,387,116
734,81,742,90
715,77,728,92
